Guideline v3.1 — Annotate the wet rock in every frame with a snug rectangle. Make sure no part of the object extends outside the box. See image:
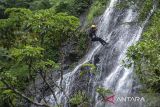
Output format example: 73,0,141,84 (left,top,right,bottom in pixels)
94,54,100,65
68,64,96,107
60,40,80,68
